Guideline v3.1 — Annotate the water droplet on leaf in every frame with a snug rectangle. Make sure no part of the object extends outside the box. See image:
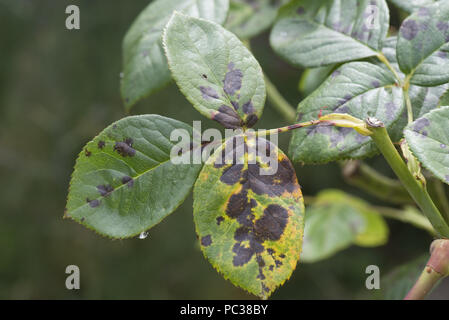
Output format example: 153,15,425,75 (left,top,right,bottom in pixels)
138,231,149,240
